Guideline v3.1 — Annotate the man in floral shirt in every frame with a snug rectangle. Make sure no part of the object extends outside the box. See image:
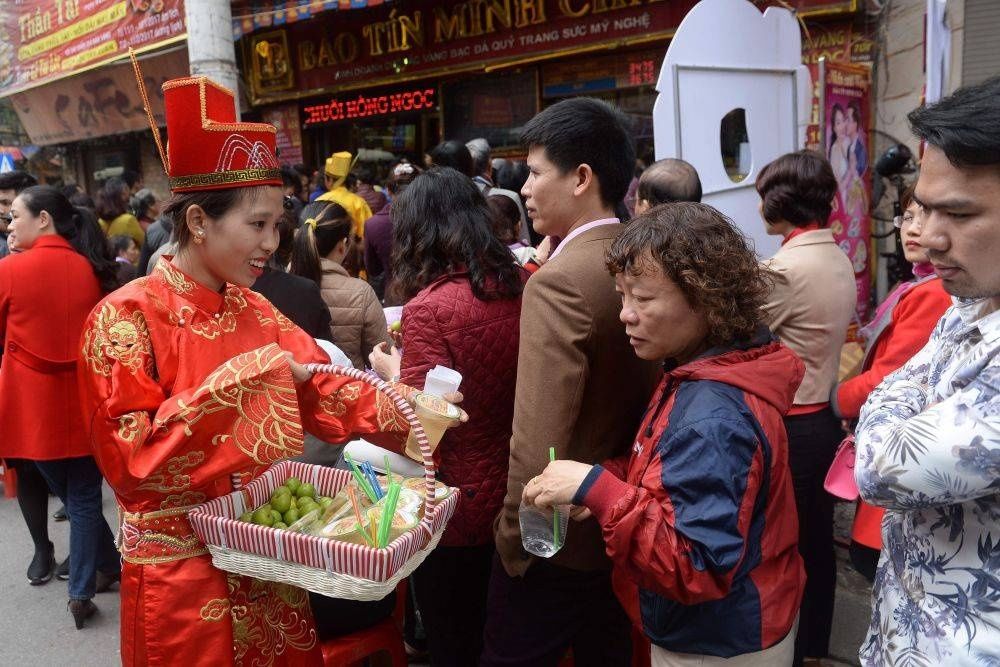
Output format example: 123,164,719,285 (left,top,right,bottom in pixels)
856,76,1000,665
